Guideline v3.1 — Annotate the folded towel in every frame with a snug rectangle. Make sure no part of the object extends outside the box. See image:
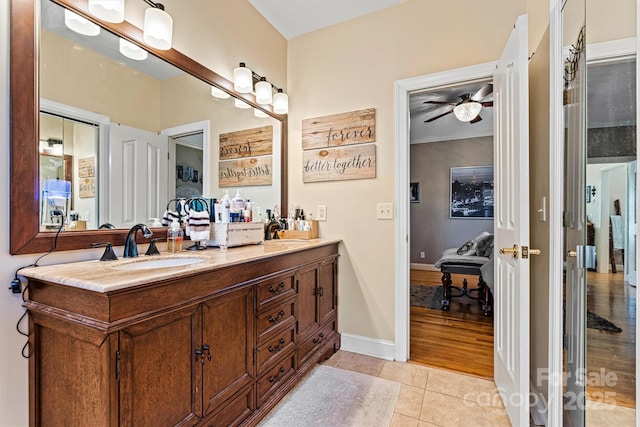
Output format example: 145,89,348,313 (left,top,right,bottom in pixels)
187,210,210,241
610,215,624,249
